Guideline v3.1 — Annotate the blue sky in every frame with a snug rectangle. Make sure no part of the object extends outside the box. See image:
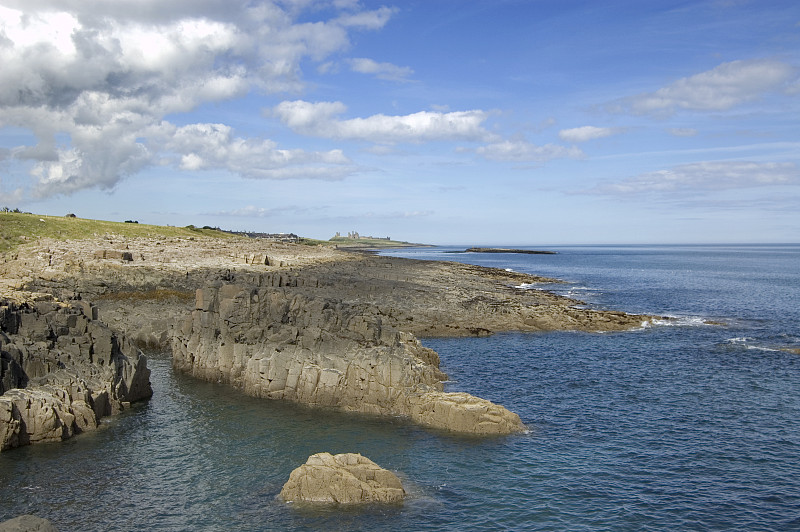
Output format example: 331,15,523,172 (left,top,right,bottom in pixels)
1,0,798,244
